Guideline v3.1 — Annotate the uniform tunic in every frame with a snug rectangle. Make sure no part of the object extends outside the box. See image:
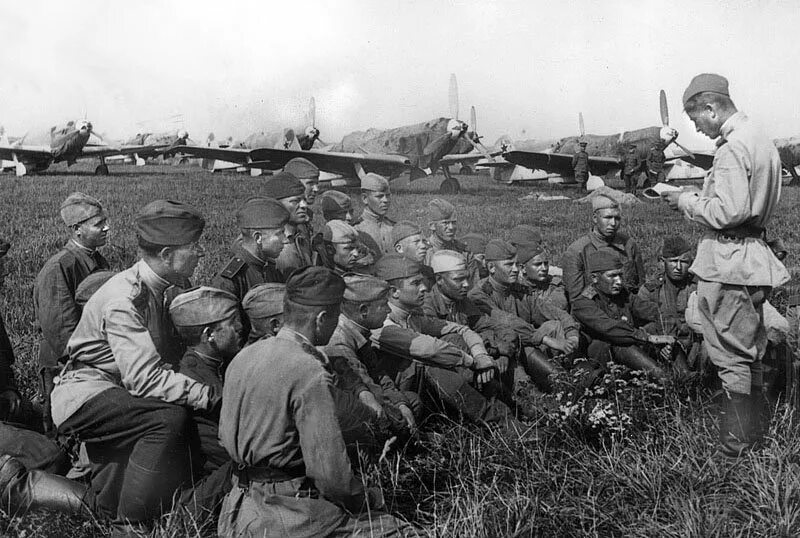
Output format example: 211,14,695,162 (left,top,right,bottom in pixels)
354,208,395,256
572,150,590,181
561,230,645,307
212,243,283,302
34,240,109,369
646,146,667,183
571,285,658,346
676,112,789,394
520,275,569,312
51,260,212,427
276,225,315,279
